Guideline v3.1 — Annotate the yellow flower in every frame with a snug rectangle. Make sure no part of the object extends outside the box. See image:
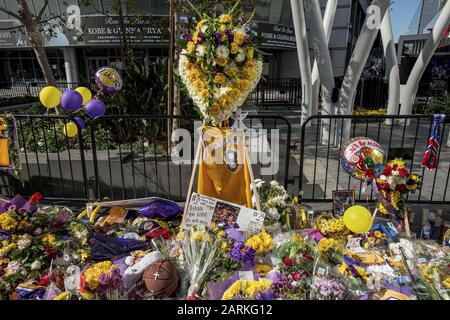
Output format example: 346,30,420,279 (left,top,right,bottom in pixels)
42,233,56,246
247,47,254,59
245,232,273,254
199,89,209,101
80,291,95,300
213,73,227,85
0,213,18,231
225,66,239,77
192,31,199,43
222,280,243,300
230,42,240,54
338,262,348,275
255,264,272,276
244,282,257,298
215,57,228,67
186,41,196,55
196,19,207,30
374,230,382,238
236,79,251,91
219,14,232,24
317,238,336,253
221,241,228,252
355,266,369,281
233,32,245,46
256,278,272,291
190,231,206,242
443,277,450,289
388,159,406,169
216,231,226,239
